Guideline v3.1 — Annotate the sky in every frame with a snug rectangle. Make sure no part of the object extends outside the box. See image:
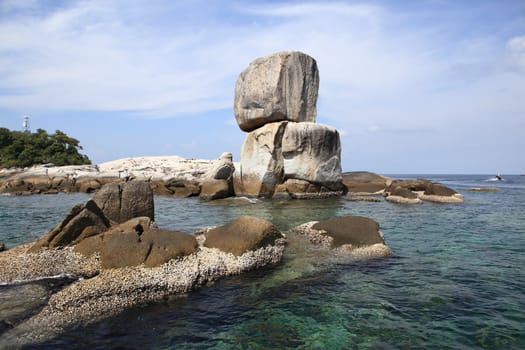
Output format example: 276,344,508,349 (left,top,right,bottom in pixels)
0,0,524,174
